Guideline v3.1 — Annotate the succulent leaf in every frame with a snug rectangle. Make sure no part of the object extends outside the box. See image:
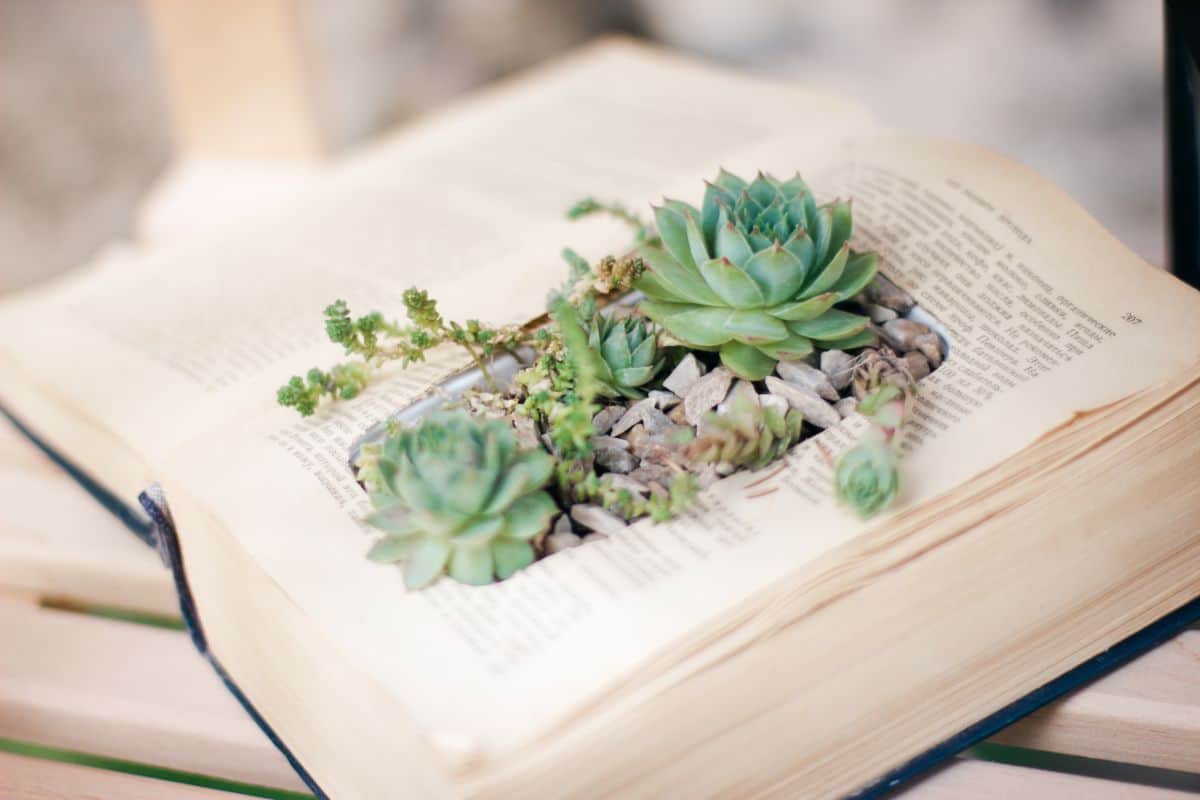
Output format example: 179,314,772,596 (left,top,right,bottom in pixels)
719,341,777,380
654,204,697,270
835,252,879,300
787,308,870,341
743,245,807,305
766,292,839,322
637,244,723,306
800,243,849,299
700,258,766,308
